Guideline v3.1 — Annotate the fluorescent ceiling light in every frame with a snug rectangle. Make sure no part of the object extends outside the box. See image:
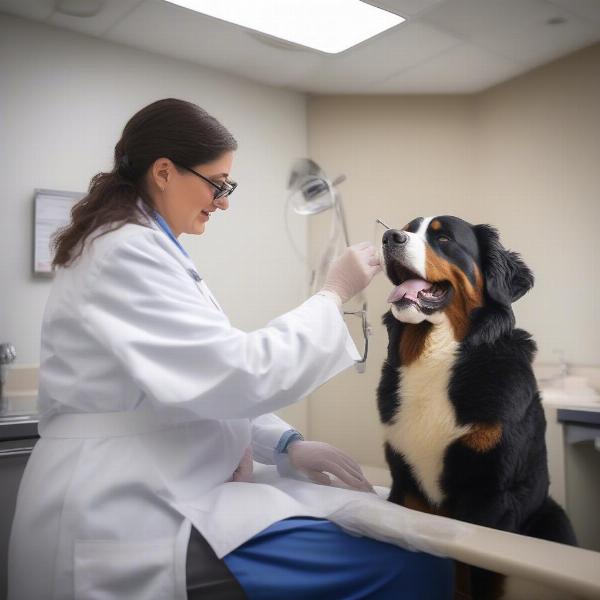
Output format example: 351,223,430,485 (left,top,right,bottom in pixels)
163,0,405,54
